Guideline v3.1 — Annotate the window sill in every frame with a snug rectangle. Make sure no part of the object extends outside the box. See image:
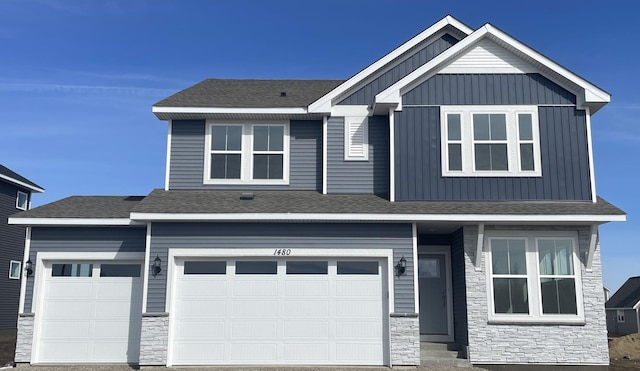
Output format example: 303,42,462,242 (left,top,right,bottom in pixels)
442,171,542,177
203,179,290,186
488,316,585,326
